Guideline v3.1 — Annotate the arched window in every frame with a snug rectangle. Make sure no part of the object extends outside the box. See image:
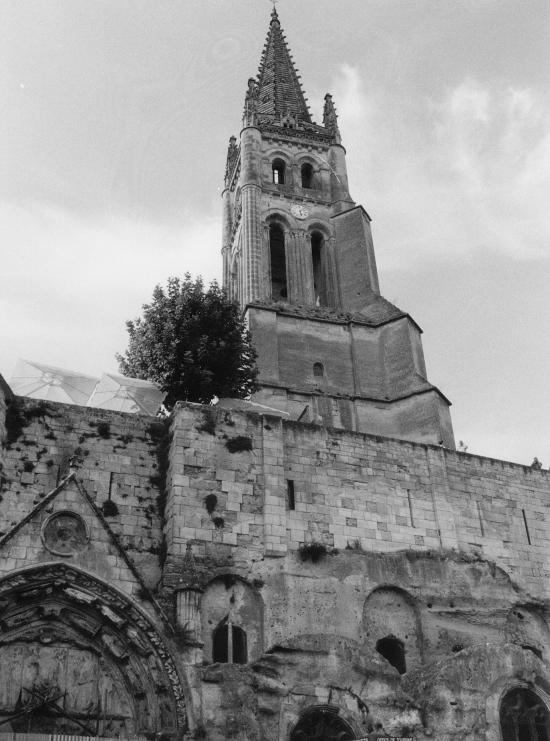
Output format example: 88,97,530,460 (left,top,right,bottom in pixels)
290,707,354,741
270,224,288,300
313,362,324,378
376,635,406,674
311,232,327,306
272,158,285,185
301,163,314,189
500,688,550,741
212,622,248,664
